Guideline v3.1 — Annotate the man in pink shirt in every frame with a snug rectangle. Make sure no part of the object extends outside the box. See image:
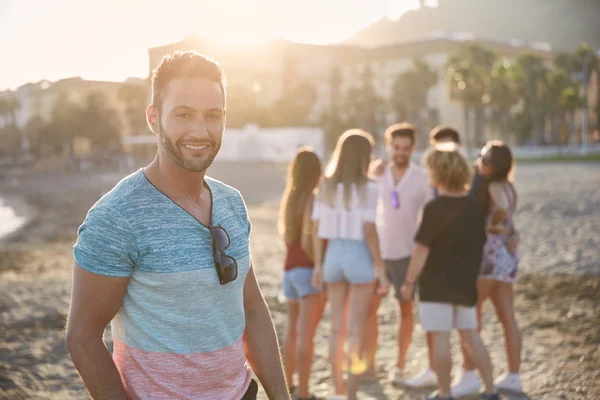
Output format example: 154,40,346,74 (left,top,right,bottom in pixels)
364,123,435,386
